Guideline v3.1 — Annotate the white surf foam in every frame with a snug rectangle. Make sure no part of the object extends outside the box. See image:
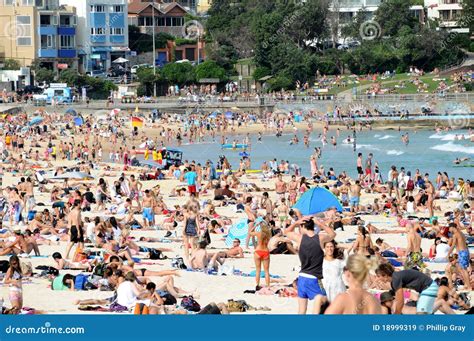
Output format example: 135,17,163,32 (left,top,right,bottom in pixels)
386,150,404,156
431,142,474,155
379,135,394,140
